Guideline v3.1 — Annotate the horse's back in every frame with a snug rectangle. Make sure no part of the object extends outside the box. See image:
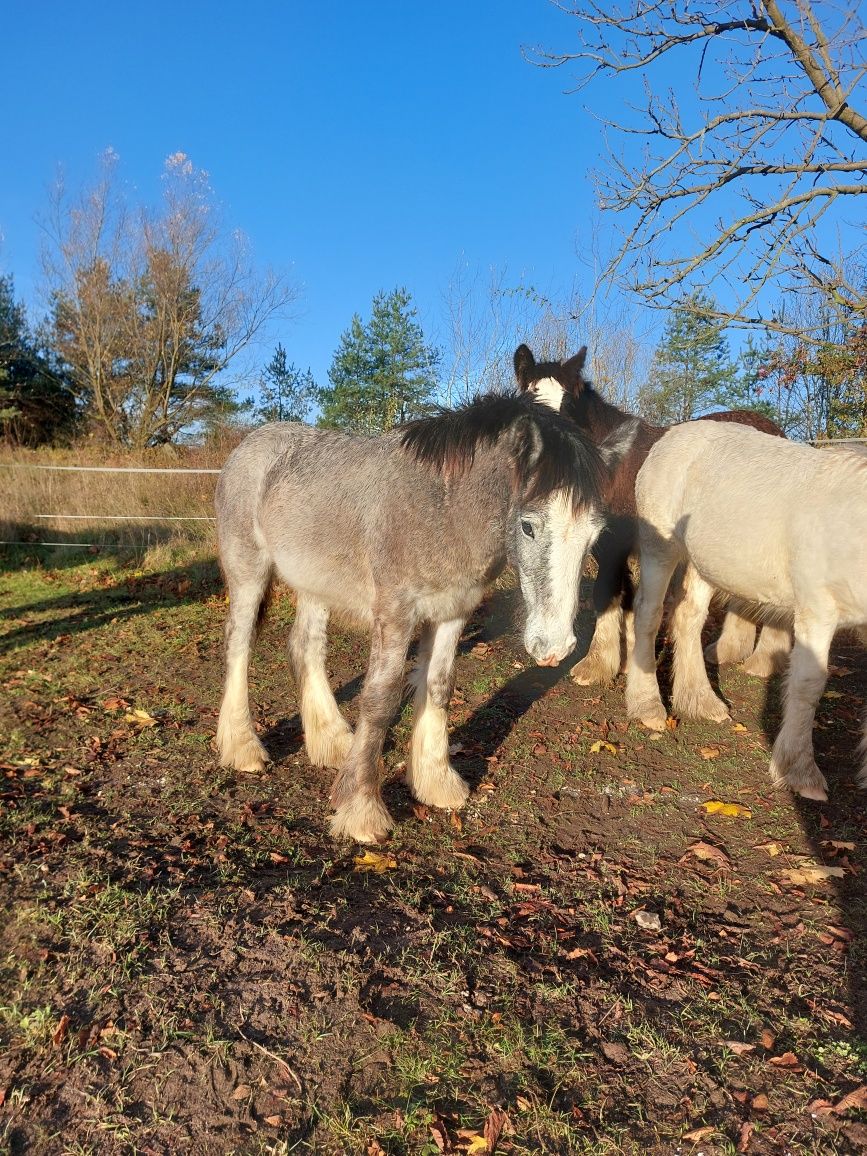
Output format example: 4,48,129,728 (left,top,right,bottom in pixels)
637,421,867,617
